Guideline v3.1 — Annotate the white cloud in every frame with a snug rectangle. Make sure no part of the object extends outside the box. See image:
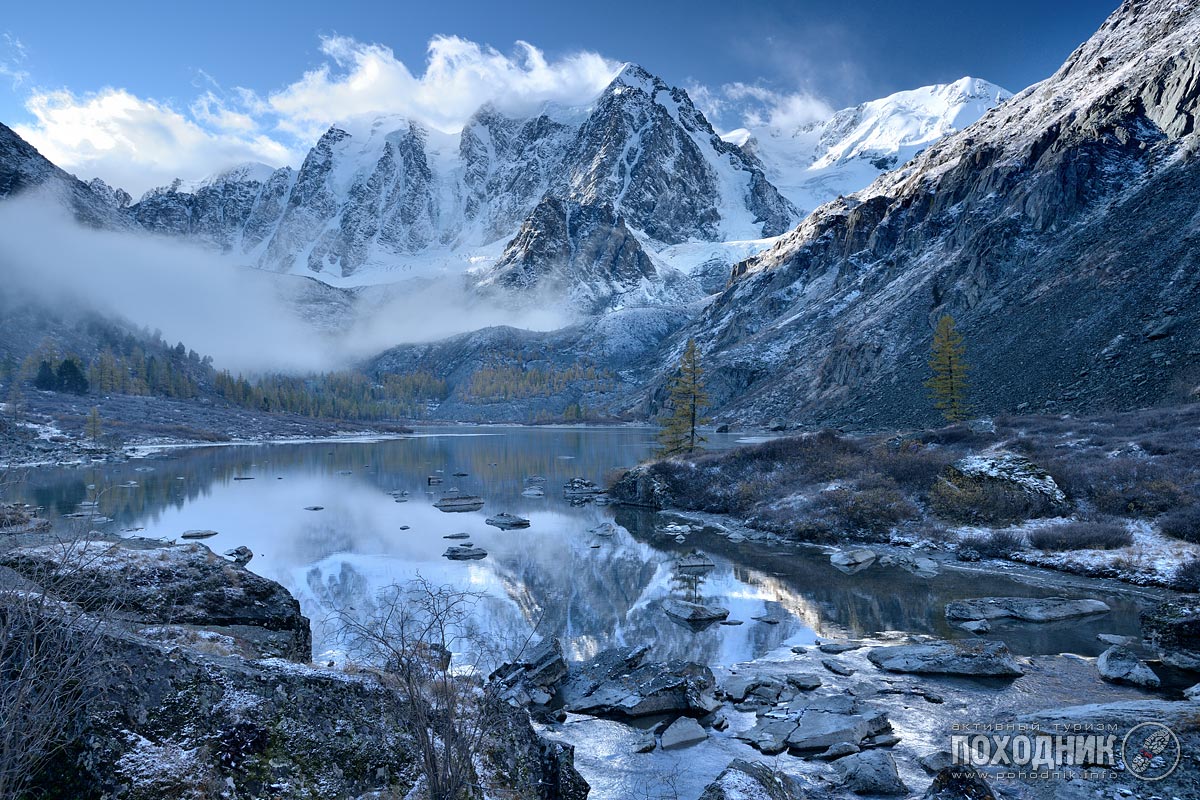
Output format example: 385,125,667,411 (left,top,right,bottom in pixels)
698,81,834,134
14,88,295,196
726,83,833,130
0,32,29,89
10,34,620,196
263,35,619,139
